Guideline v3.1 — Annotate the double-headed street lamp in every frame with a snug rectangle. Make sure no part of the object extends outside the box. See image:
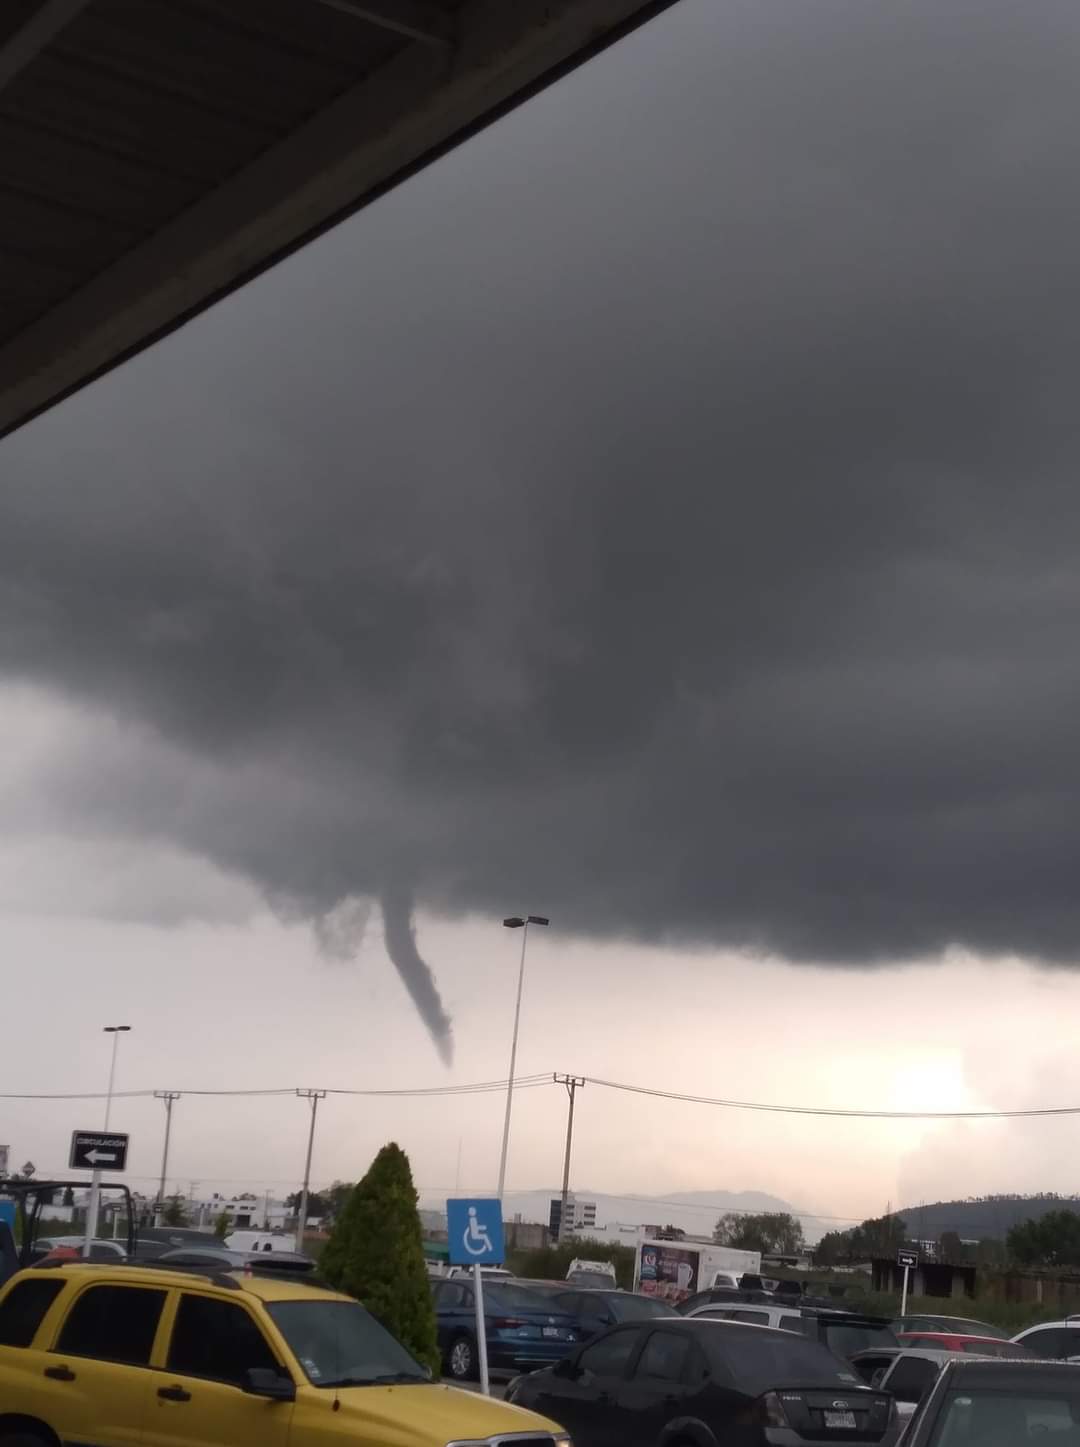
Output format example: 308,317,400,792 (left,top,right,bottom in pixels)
84,1024,130,1255
495,915,549,1201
